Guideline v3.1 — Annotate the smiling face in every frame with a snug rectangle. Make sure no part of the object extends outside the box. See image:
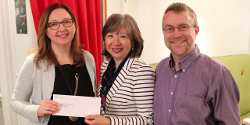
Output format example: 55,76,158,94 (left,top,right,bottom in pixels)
46,8,76,48
104,27,132,66
163,10,199,60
